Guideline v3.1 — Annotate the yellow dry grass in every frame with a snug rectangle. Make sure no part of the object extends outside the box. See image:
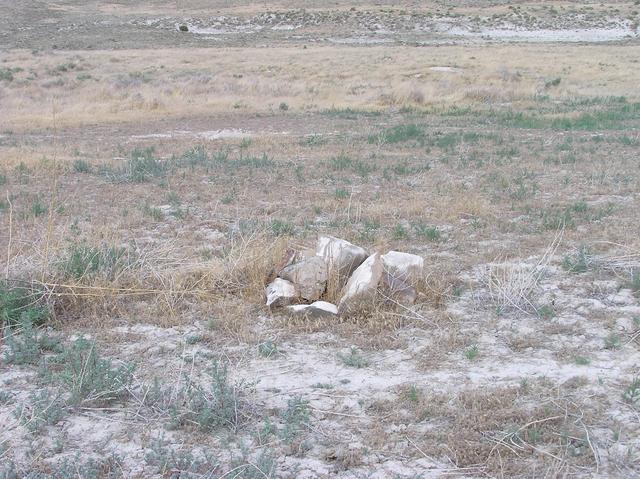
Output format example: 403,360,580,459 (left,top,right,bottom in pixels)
3,43,639,129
